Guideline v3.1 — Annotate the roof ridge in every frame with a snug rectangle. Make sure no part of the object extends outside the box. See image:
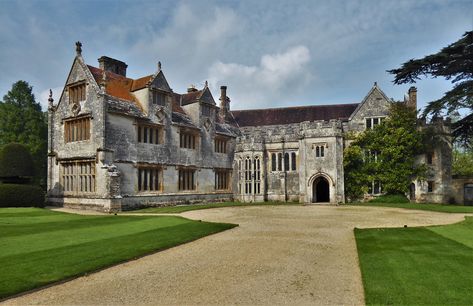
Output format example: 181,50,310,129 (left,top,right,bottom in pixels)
232,102,359,112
